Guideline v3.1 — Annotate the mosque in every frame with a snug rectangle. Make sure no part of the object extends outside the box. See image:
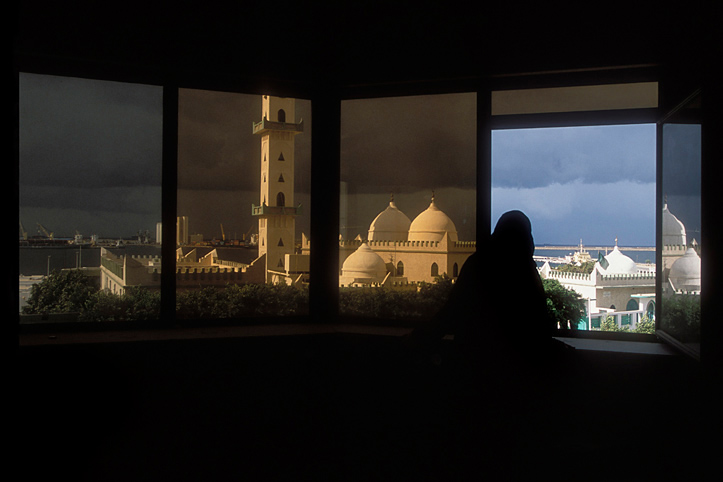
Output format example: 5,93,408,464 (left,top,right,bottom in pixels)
338,194,476,287
538,202,701,330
